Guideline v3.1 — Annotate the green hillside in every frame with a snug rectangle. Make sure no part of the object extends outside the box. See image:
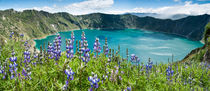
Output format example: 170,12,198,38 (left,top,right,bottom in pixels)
182,22,210,63
0,9,209,43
